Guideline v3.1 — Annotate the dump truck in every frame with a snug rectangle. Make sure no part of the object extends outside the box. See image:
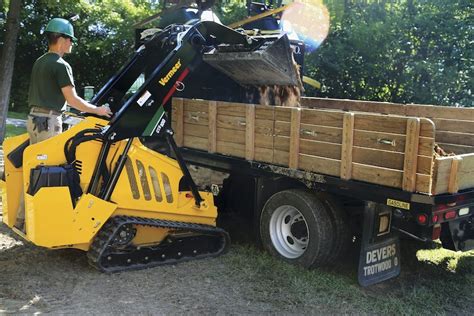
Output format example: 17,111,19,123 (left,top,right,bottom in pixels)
169,96,474,286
